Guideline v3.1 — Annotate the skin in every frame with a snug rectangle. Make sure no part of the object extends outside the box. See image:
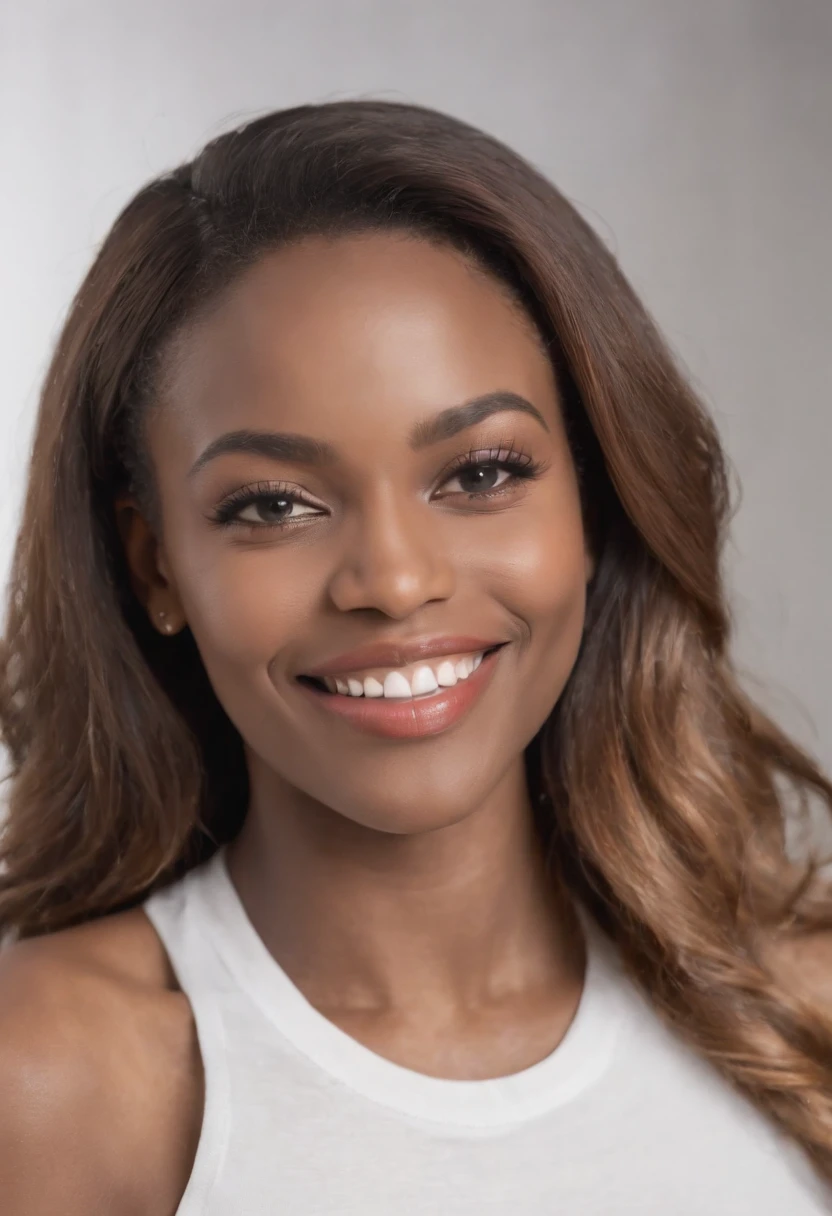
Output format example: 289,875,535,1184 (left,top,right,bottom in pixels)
0,231,830,1214
0,231,595,1212
11,229,829,1211
135,231,594,1062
